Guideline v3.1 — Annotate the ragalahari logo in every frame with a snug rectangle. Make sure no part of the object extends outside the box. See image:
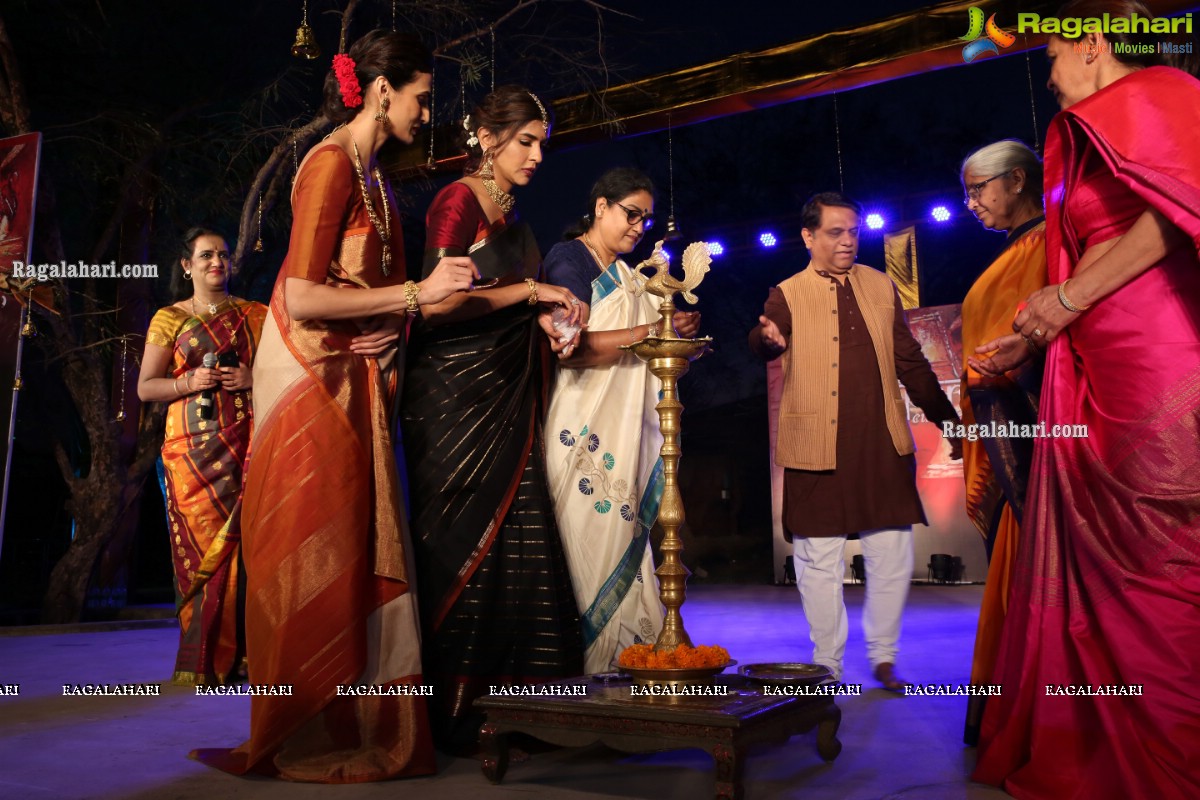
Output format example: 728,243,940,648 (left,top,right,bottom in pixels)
961,7,1016,62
